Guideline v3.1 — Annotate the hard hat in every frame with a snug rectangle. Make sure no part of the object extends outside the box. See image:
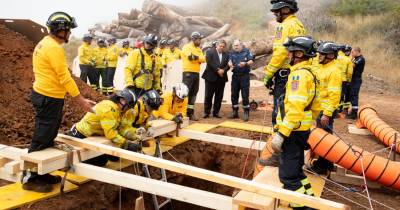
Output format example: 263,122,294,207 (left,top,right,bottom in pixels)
144,34,159,47
83,34,92,42
191,31,204,40
317,41,340,55
270,0,298,12
116,88,137,108
108,37,116,44
173,83,189,100
283,36,317,57
46,11,77,34
143,90,162,110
